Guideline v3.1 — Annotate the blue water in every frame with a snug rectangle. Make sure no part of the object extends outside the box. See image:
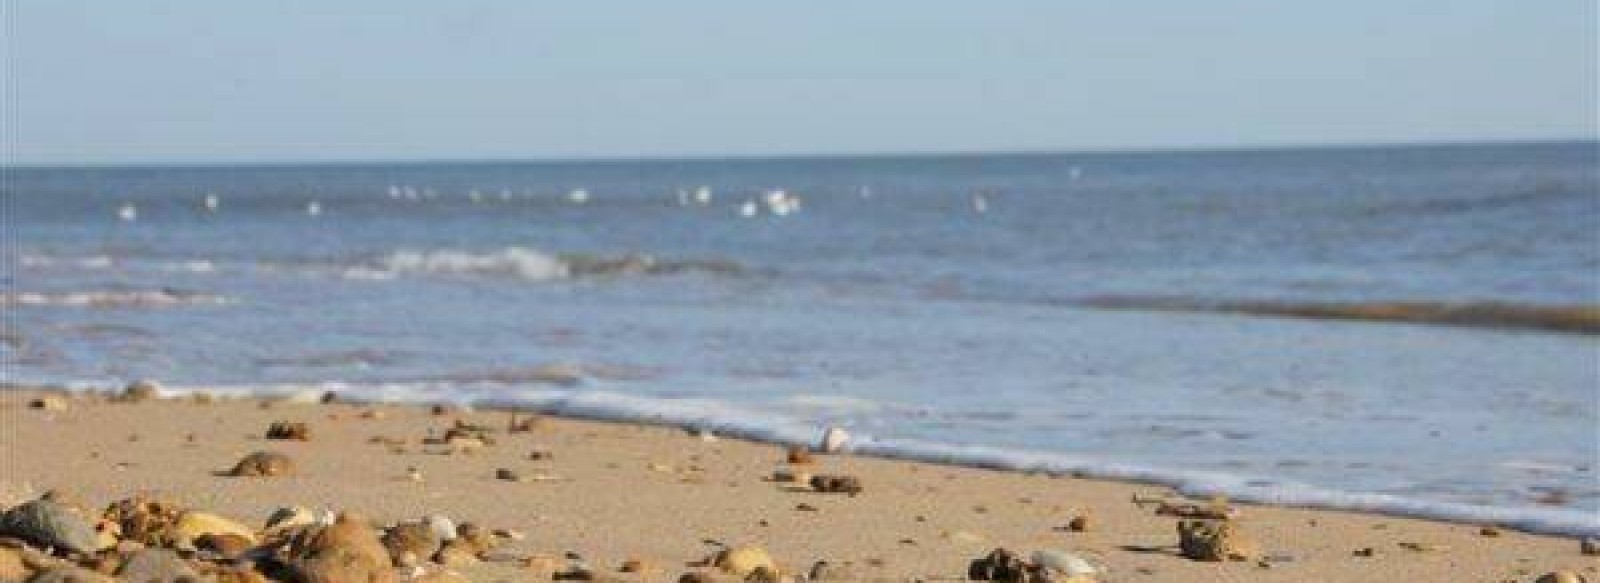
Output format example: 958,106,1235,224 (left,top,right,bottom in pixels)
5,141,1598,534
